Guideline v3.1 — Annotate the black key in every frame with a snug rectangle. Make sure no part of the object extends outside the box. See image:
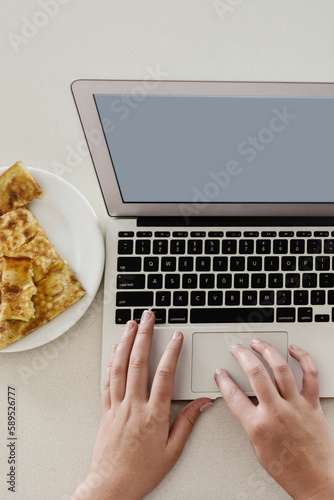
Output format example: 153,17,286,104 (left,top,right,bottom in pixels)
133,309,145,322
161,257,176,272
294,290,308,305
268,273,283,288
320,273,334,288
307,239,322,254
165,274,180,289
188,239,203,254
264,257,279,271
147,274,163,289
297,231,311,237
315,231,329,237
298,256,313,271
234,274,249,288
302,273,317,288
208,291,223,306
170,240,186,254
182,274,198,289
298,307,313,322
262,231,276,237
328,290,334,305
117,257,141,272
196,257,211,271
136,231,152,237
324,239,334,254
273,240,288,254
200,274,215,288
242,291,257,305
135,239,151,254
151,309,167,324
222,240,237,254
315,314,330,322
282,257,296,271
119,231,134,237
191,291,206,306
173,231,188,237
247,257,262,271
244,231,259,237
290,239,305,254
256,239,271,254
213,257,228,271
205,240,220,254
115,309,131,324
168,309,188,323
277,290,291,305
225,291,240,305
144,257,159,272
156,291,171,306
226,231,241,237
285,273,300,288
251,274,266,288
277,308,296,322
118,240,133,254
311,290,325,305
208,231,224,237
230,257,245,271
279,231,294,237
190,308,274,323
178,257,194,271
315,256,330,271
155,231,170,237
117,274,145,289
191,231,205,237
173,291,189,306
116,291,153,307
153,240,168,254
239,239,254,254
217,274,232,288
260,291,274,305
